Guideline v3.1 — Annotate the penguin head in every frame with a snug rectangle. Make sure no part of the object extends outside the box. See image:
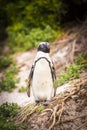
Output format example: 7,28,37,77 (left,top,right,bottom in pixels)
37,42,50,53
